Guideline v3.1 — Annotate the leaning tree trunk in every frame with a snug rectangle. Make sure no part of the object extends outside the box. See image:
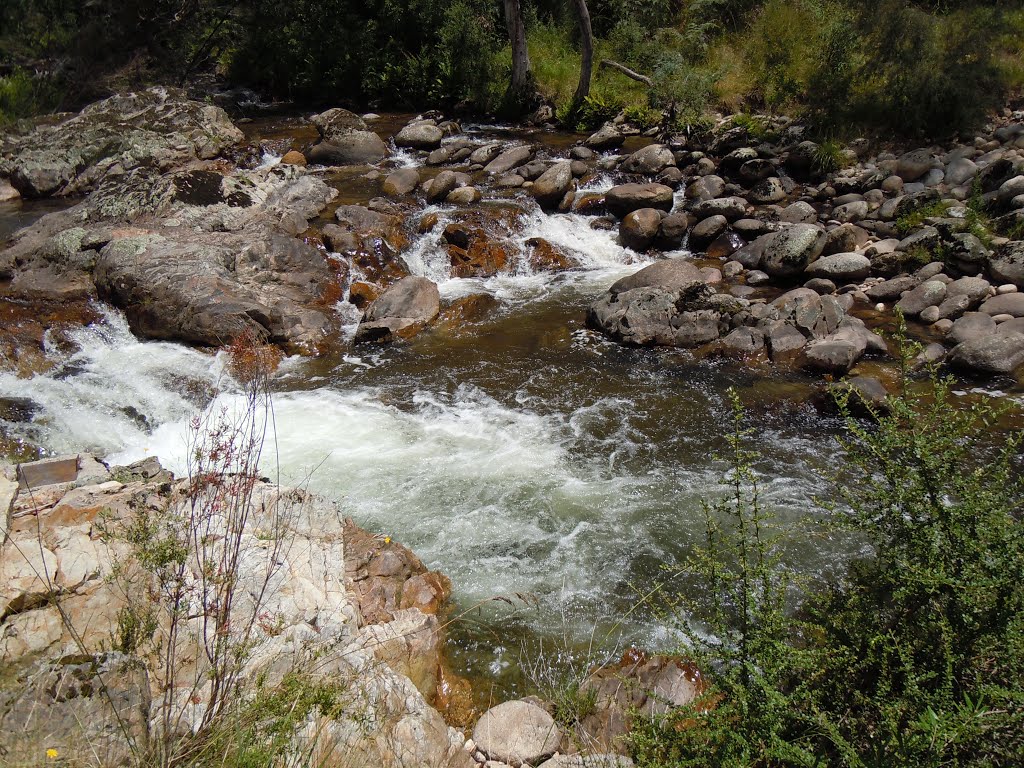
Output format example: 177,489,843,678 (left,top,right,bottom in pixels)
503,0,536,113
566,0,594,121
